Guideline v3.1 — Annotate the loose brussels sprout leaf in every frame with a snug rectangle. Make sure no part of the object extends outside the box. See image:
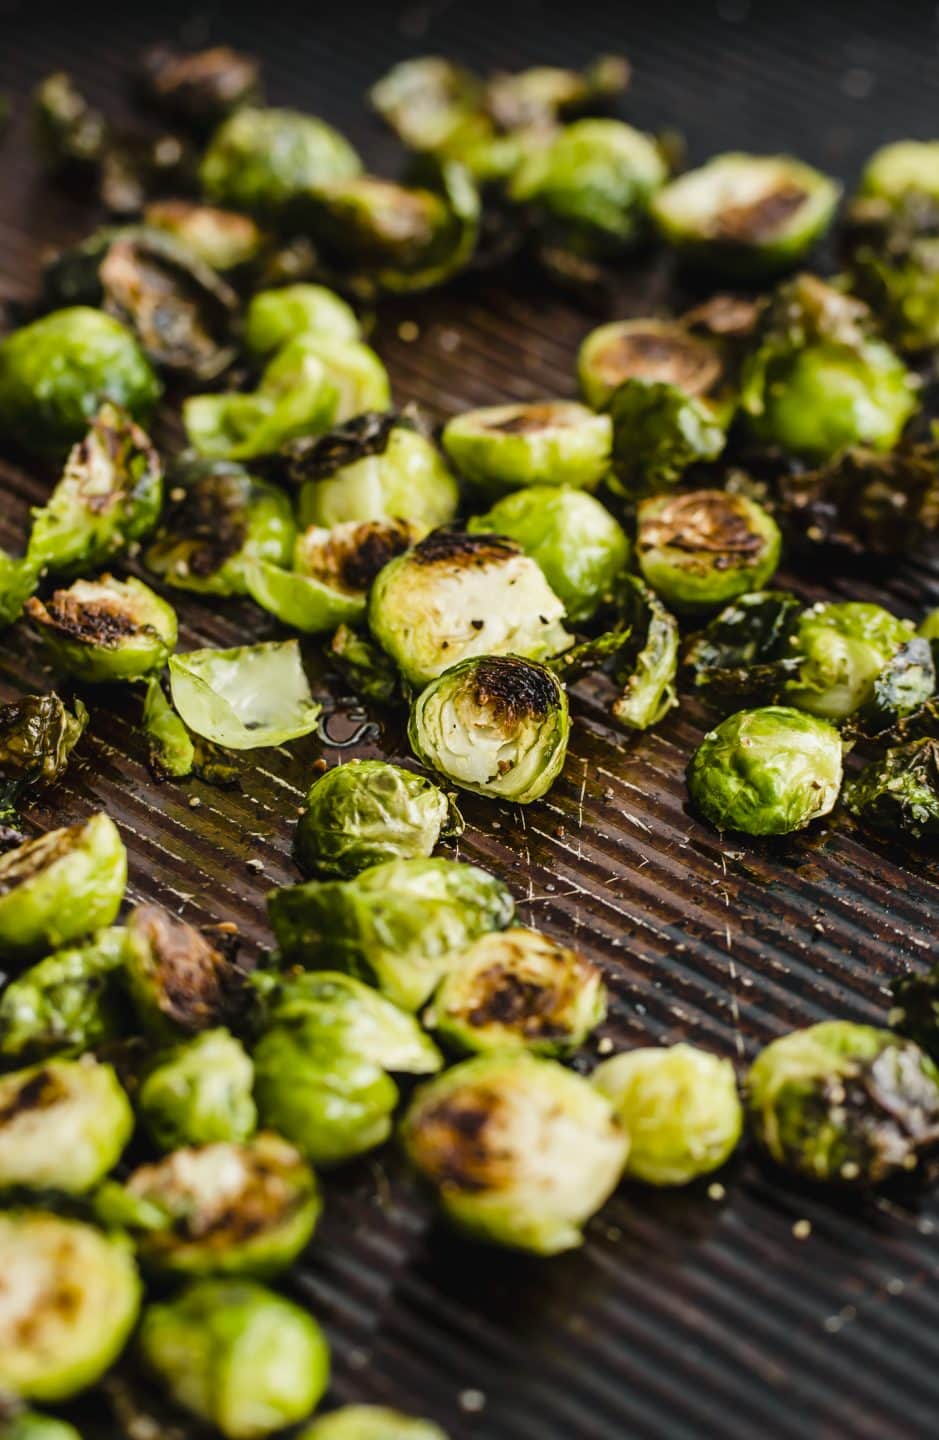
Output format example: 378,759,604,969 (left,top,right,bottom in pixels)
142,677,195,779
369,531,571,688
328,623,402,706
369,56,485,155
0,308,161,461
0,927,126,1064
139,44,261,130
860,141,939,206
748,1020,939,1184
0,693,87,822
688,705,843,836
786,601,916,721
409,655,570,804
843,737,939,840
144,200,268,274
610,576,679,732
124,902,246,1043
853,637,936,734
245,559,363,633
636,489,781,613
426,926,605,1056
0,1410,82,1440
169,640,321,750
295,759,461,878
298,1406,448,1440
268,856,515,1011
27,575,178,684
0,550,40,630
578,316,727,413
0,1211,141,1402
468,485,628,624
442,401,612,495
650,153,840,276
0,813,126,962
844,194,939,354
402,1052,627,1253
607,380,728,496
244,284,361,358
138,1029,257,1151
200,105,362,221
546,625,633,685
684,589,805,709
593,1043,742,1185
0,1055,133,1192
32,72,108,176
138,1279,329,1439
